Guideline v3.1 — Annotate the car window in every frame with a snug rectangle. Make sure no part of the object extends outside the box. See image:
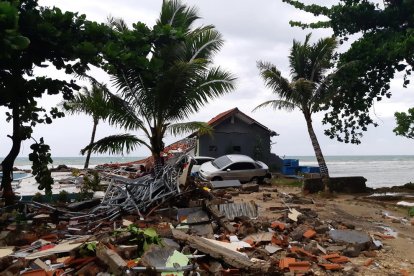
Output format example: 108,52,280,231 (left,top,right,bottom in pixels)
196,158,213,165
212,156,232,169
227,162,255,170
